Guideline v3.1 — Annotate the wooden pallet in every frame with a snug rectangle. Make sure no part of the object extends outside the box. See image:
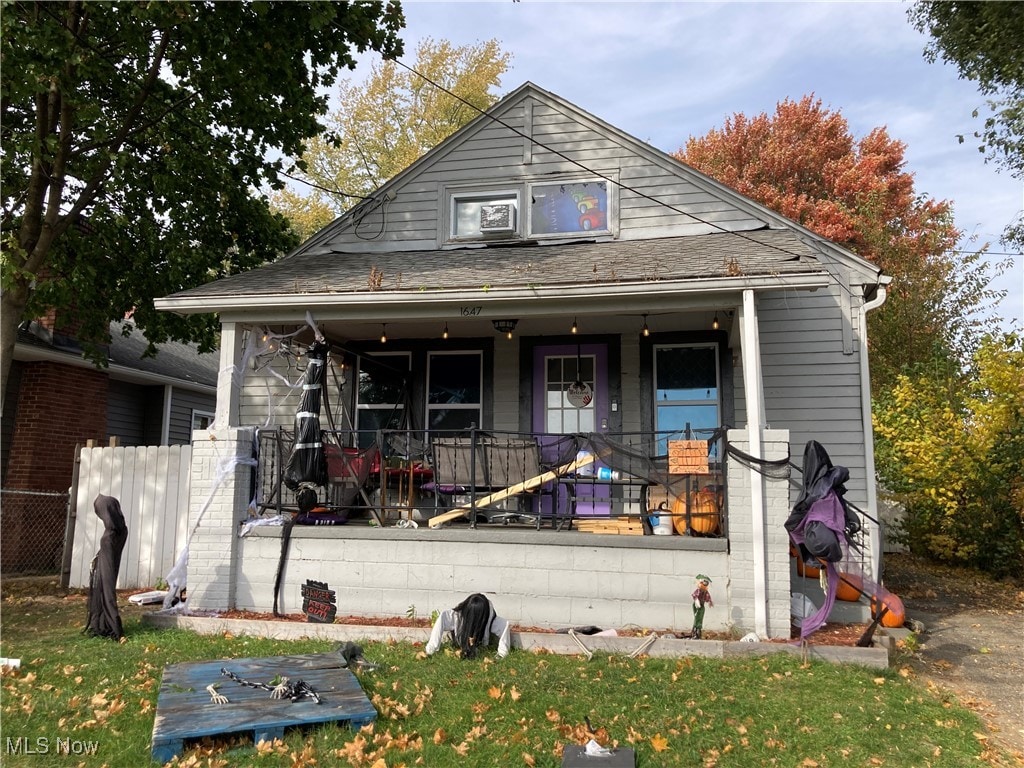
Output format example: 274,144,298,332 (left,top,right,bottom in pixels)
151,653,376,763
575,517,645,535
